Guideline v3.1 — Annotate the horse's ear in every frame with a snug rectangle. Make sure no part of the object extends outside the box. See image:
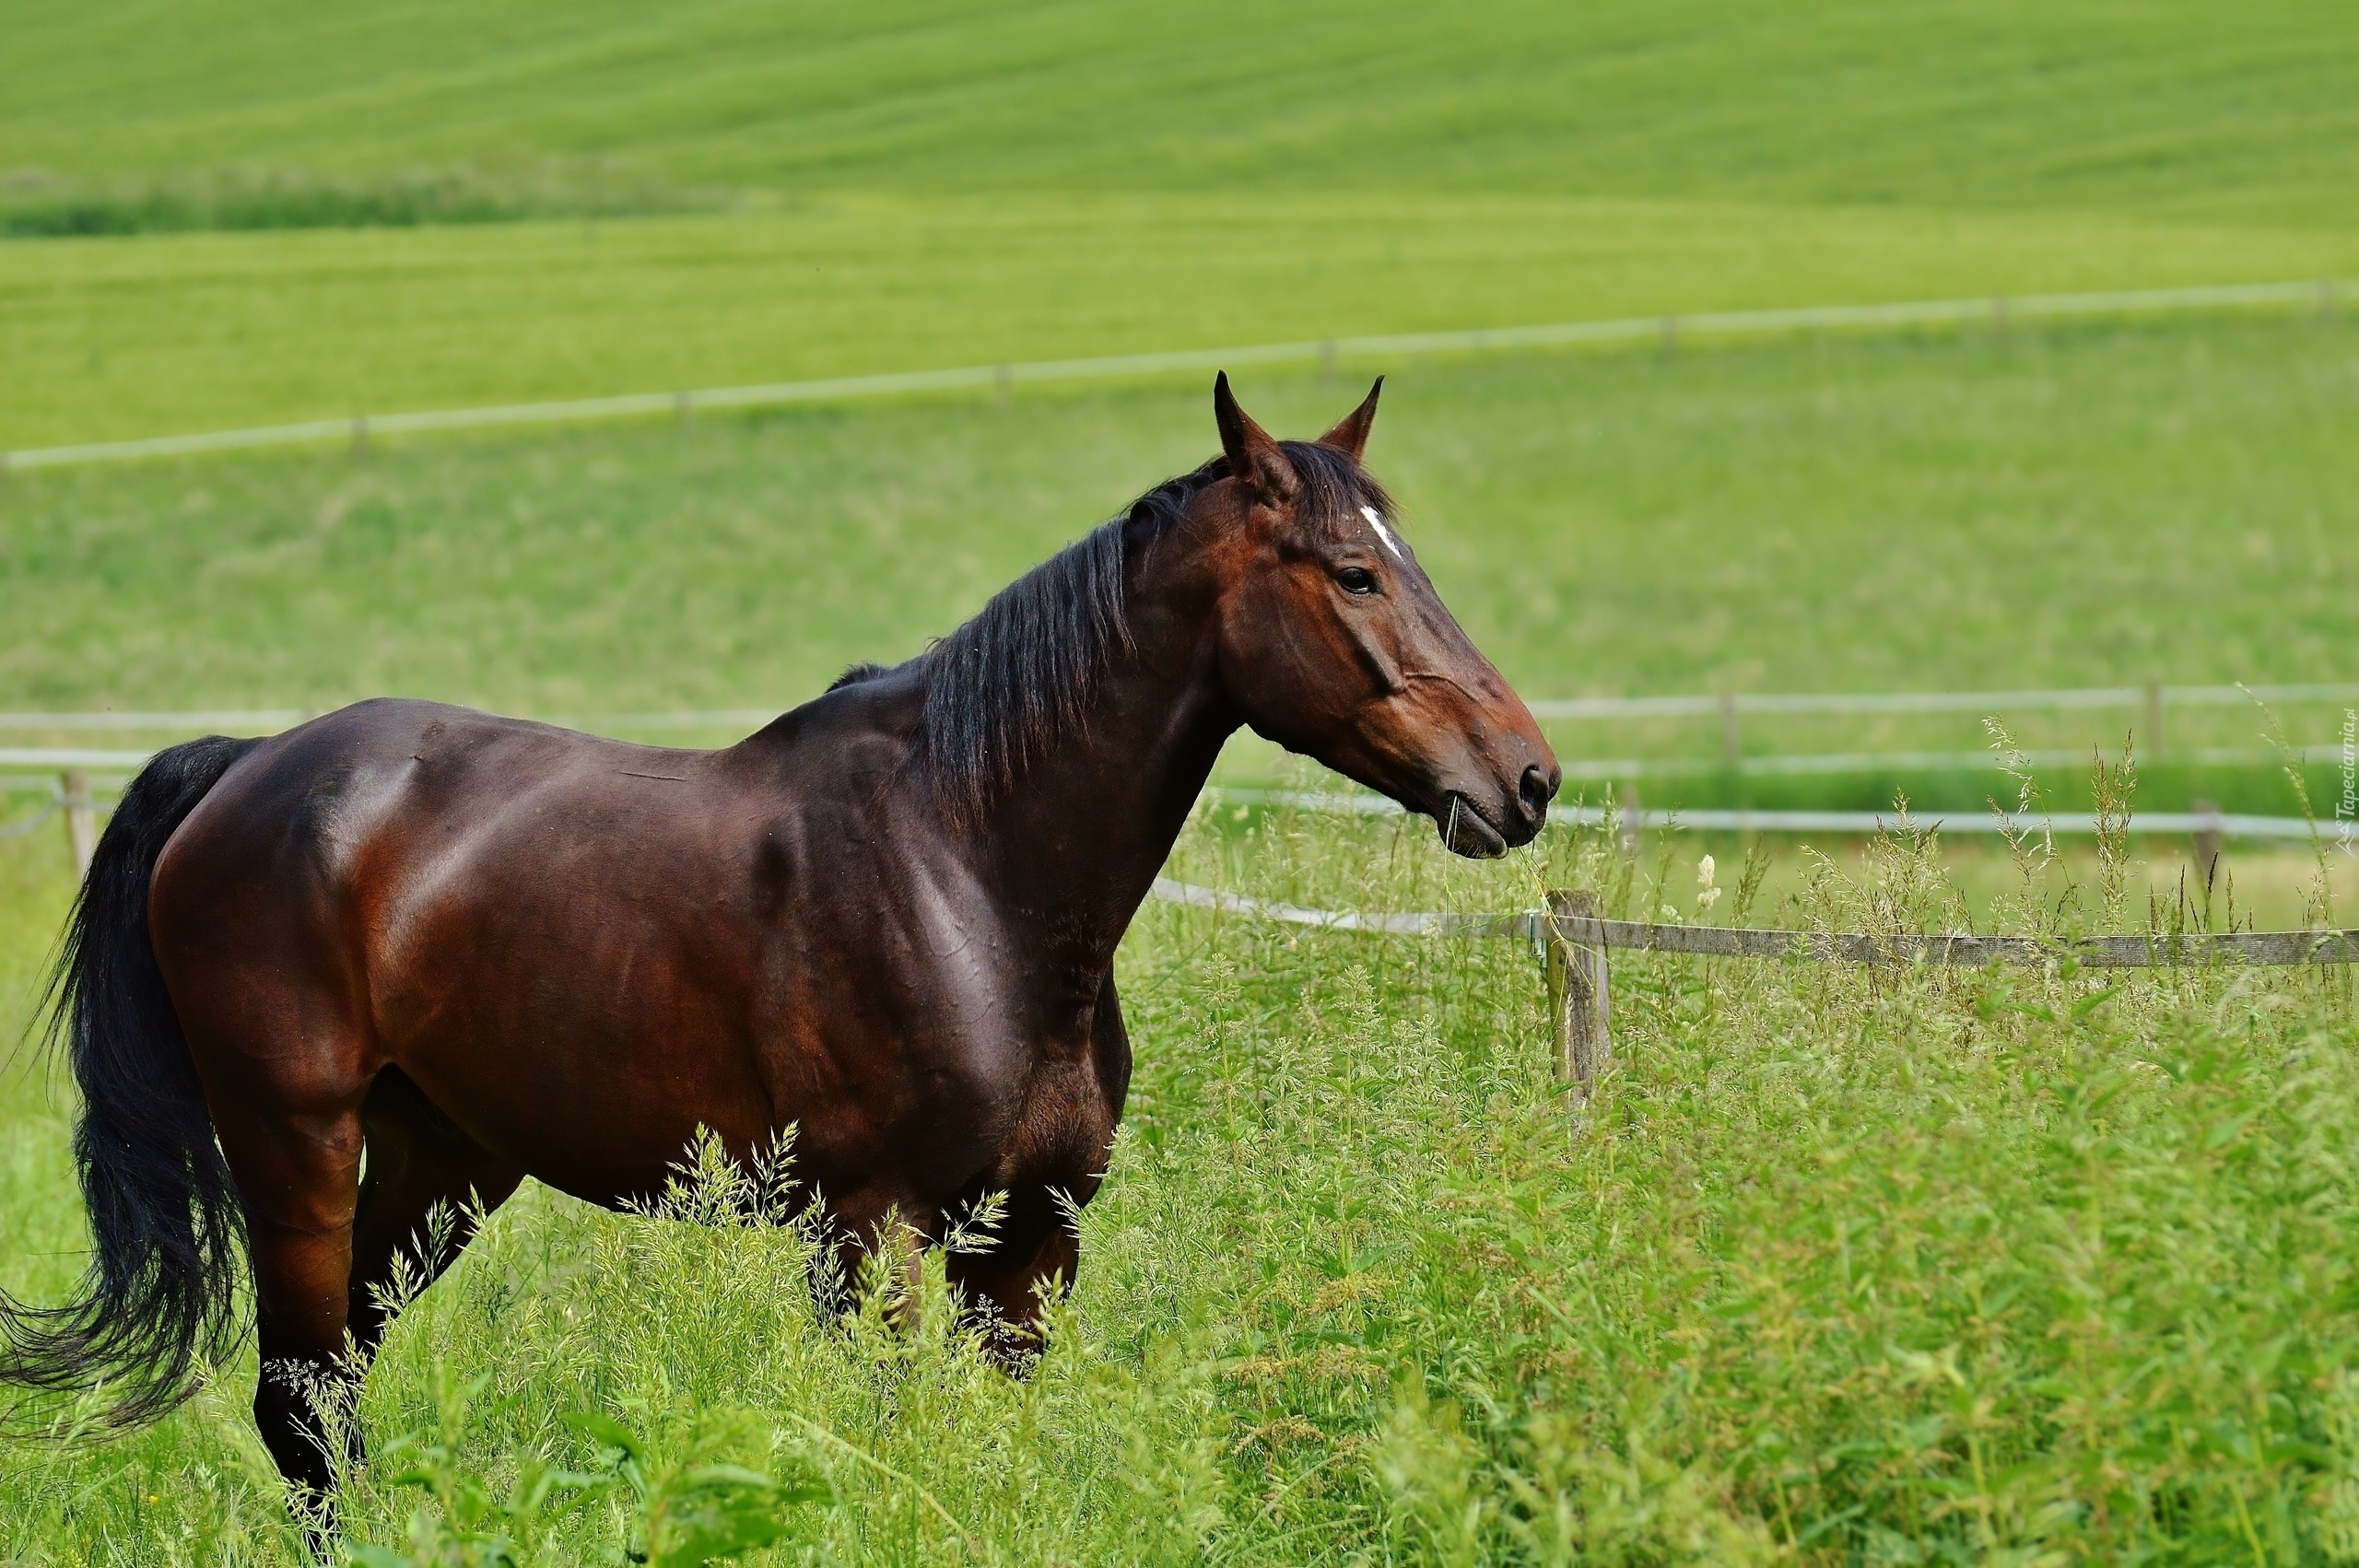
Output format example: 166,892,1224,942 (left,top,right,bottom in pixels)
1318,376,1383,462
1214,371,1297,504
